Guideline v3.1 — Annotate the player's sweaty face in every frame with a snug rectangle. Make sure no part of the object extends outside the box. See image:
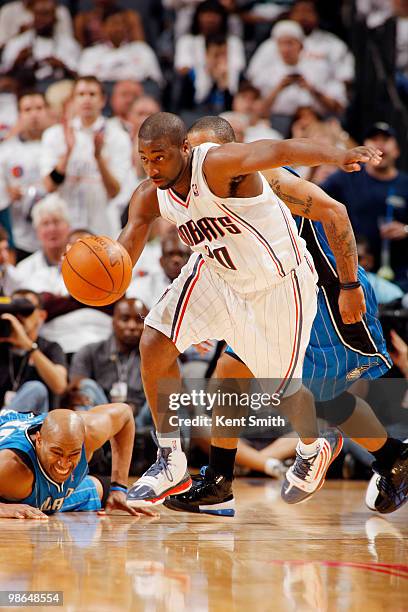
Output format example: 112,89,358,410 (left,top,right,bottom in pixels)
138,139,187,190
36,433,83,484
